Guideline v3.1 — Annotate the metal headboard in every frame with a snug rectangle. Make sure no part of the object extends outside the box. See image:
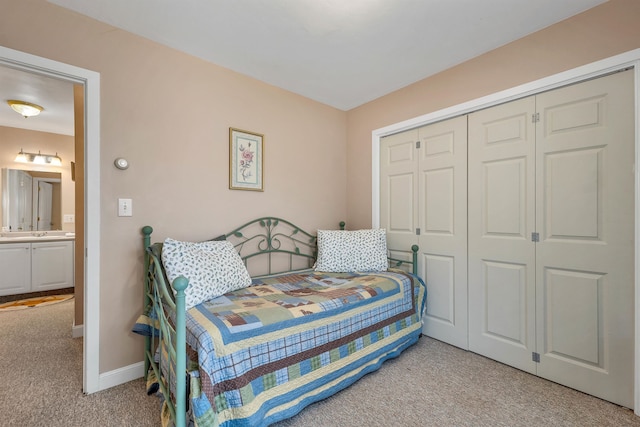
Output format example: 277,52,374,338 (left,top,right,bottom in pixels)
222,217,342,276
